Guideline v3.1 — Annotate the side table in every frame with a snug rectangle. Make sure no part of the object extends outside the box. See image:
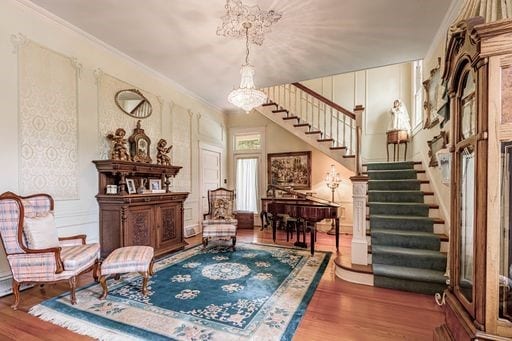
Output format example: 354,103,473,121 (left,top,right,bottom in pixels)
387,130,409,161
